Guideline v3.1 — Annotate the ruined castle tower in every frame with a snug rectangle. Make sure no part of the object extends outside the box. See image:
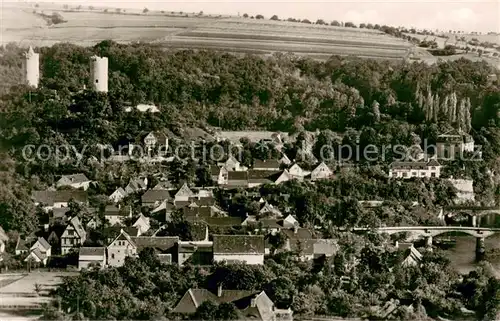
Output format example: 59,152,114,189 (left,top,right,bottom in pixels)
90,55,108,92
23,46,40,88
